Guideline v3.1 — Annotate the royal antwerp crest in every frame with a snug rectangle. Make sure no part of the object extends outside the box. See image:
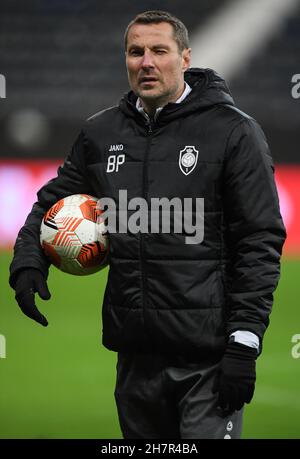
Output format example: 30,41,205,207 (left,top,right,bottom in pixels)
179,146,199,176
